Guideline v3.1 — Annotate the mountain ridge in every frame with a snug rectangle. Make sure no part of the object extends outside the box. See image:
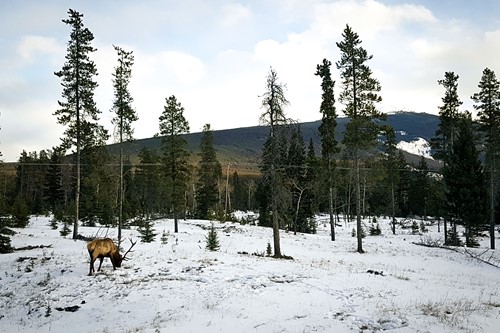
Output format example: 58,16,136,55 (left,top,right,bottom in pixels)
107,111,441,174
